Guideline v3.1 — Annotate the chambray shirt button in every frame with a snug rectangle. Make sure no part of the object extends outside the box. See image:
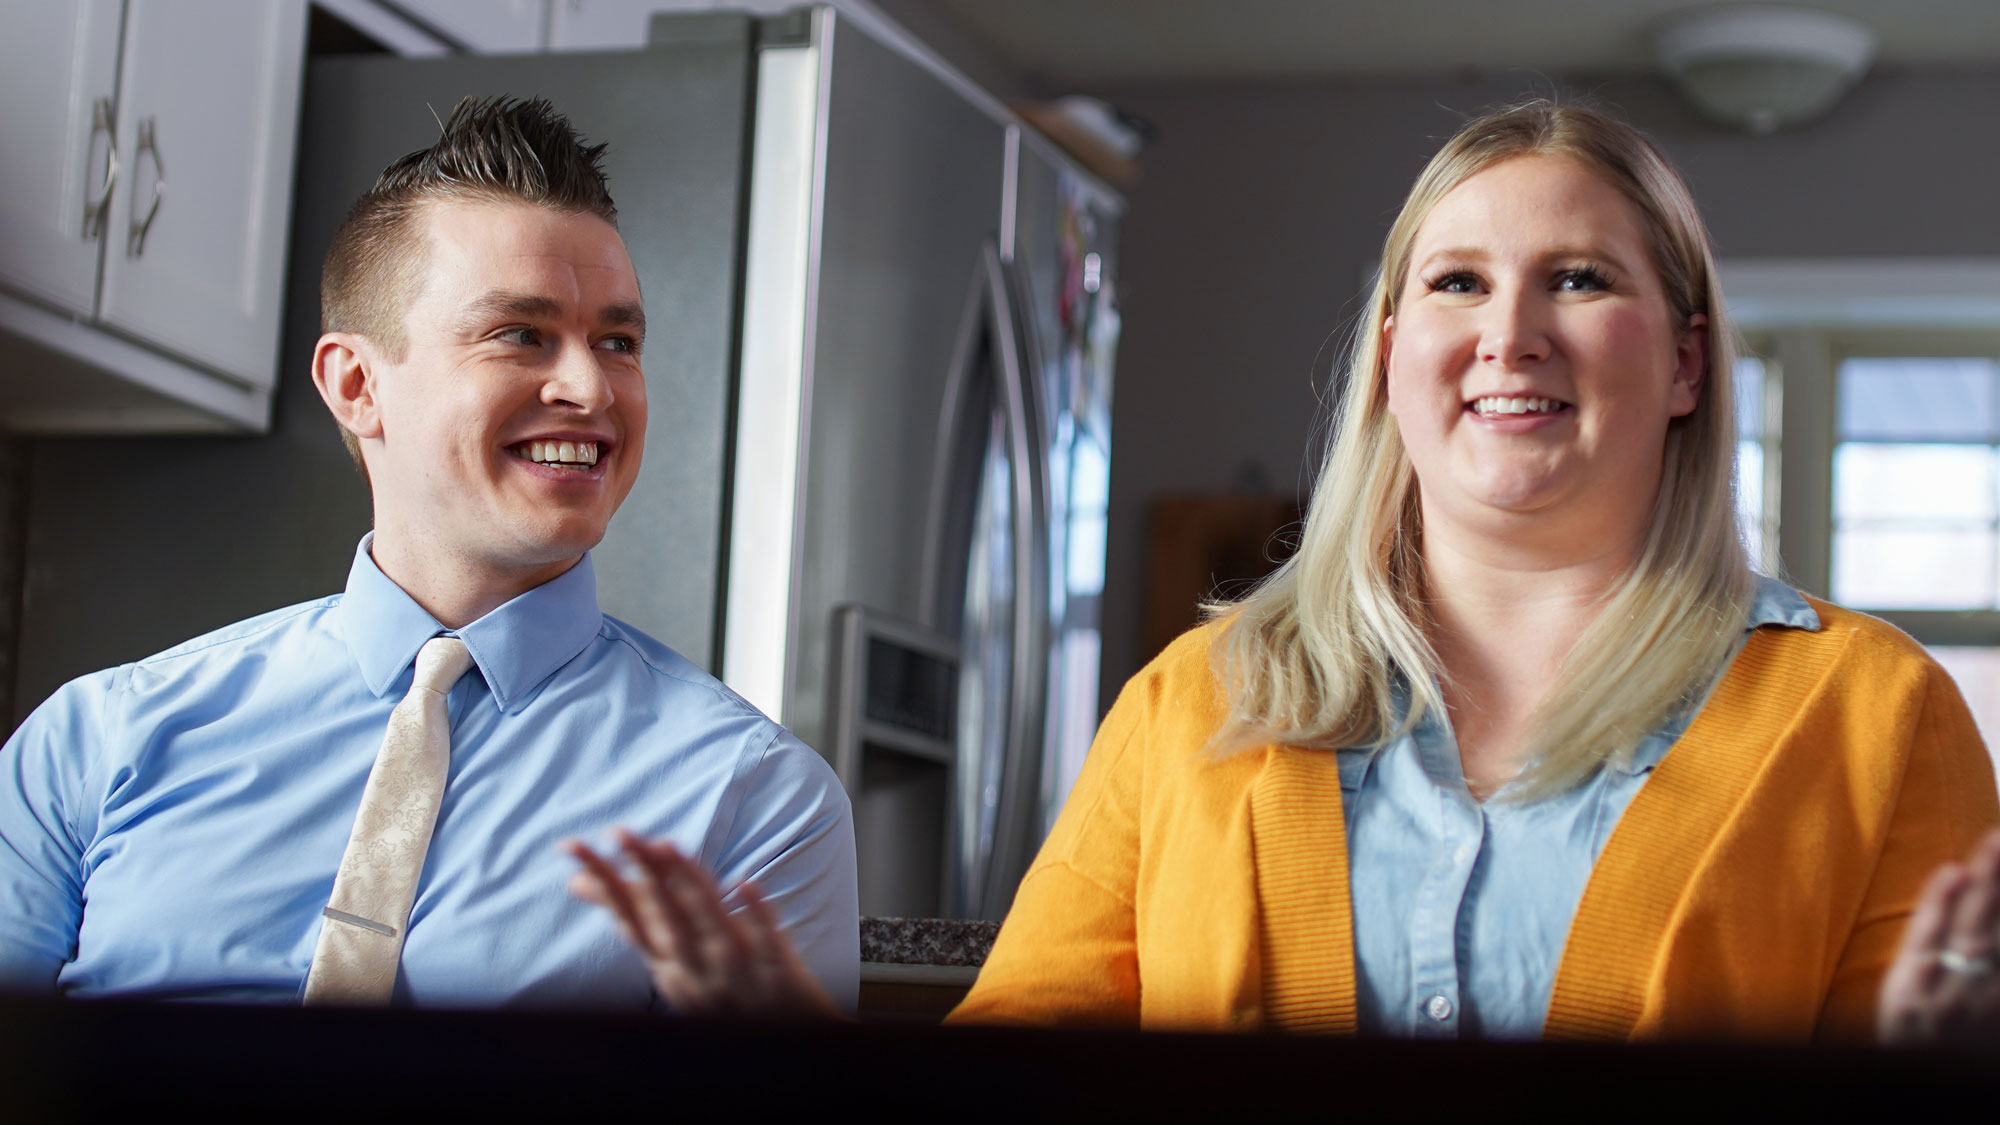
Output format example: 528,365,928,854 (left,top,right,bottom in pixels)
1426,994,1454,1022
1453,842,1476,865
